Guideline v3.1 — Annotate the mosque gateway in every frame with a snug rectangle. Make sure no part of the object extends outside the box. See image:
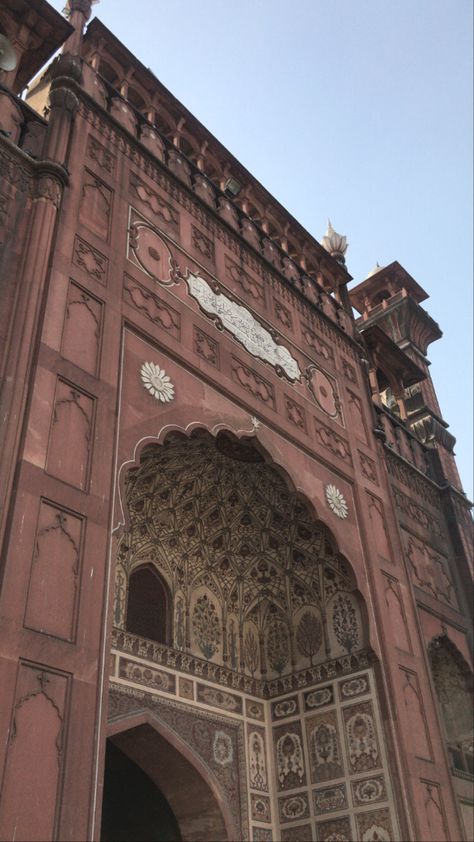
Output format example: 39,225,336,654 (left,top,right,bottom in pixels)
0,1,472,840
